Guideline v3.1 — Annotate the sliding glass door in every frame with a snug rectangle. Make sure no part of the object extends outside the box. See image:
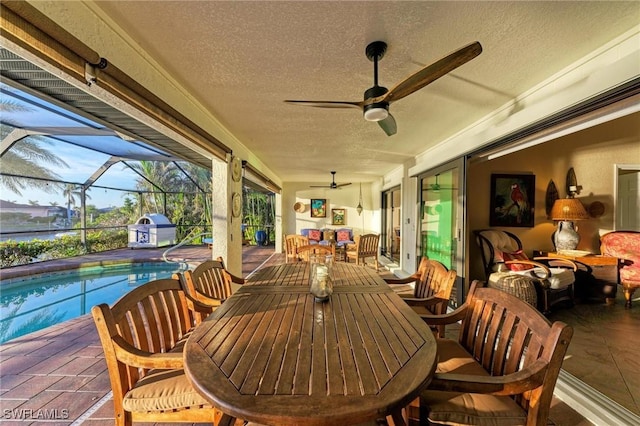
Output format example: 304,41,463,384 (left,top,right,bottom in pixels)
381,186,401,262
418,159,466,306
